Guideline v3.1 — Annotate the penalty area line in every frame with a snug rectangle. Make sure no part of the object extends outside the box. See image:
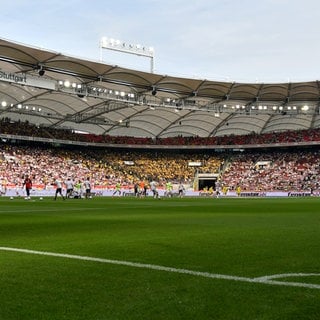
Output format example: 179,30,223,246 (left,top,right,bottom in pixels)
0,246,319,290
